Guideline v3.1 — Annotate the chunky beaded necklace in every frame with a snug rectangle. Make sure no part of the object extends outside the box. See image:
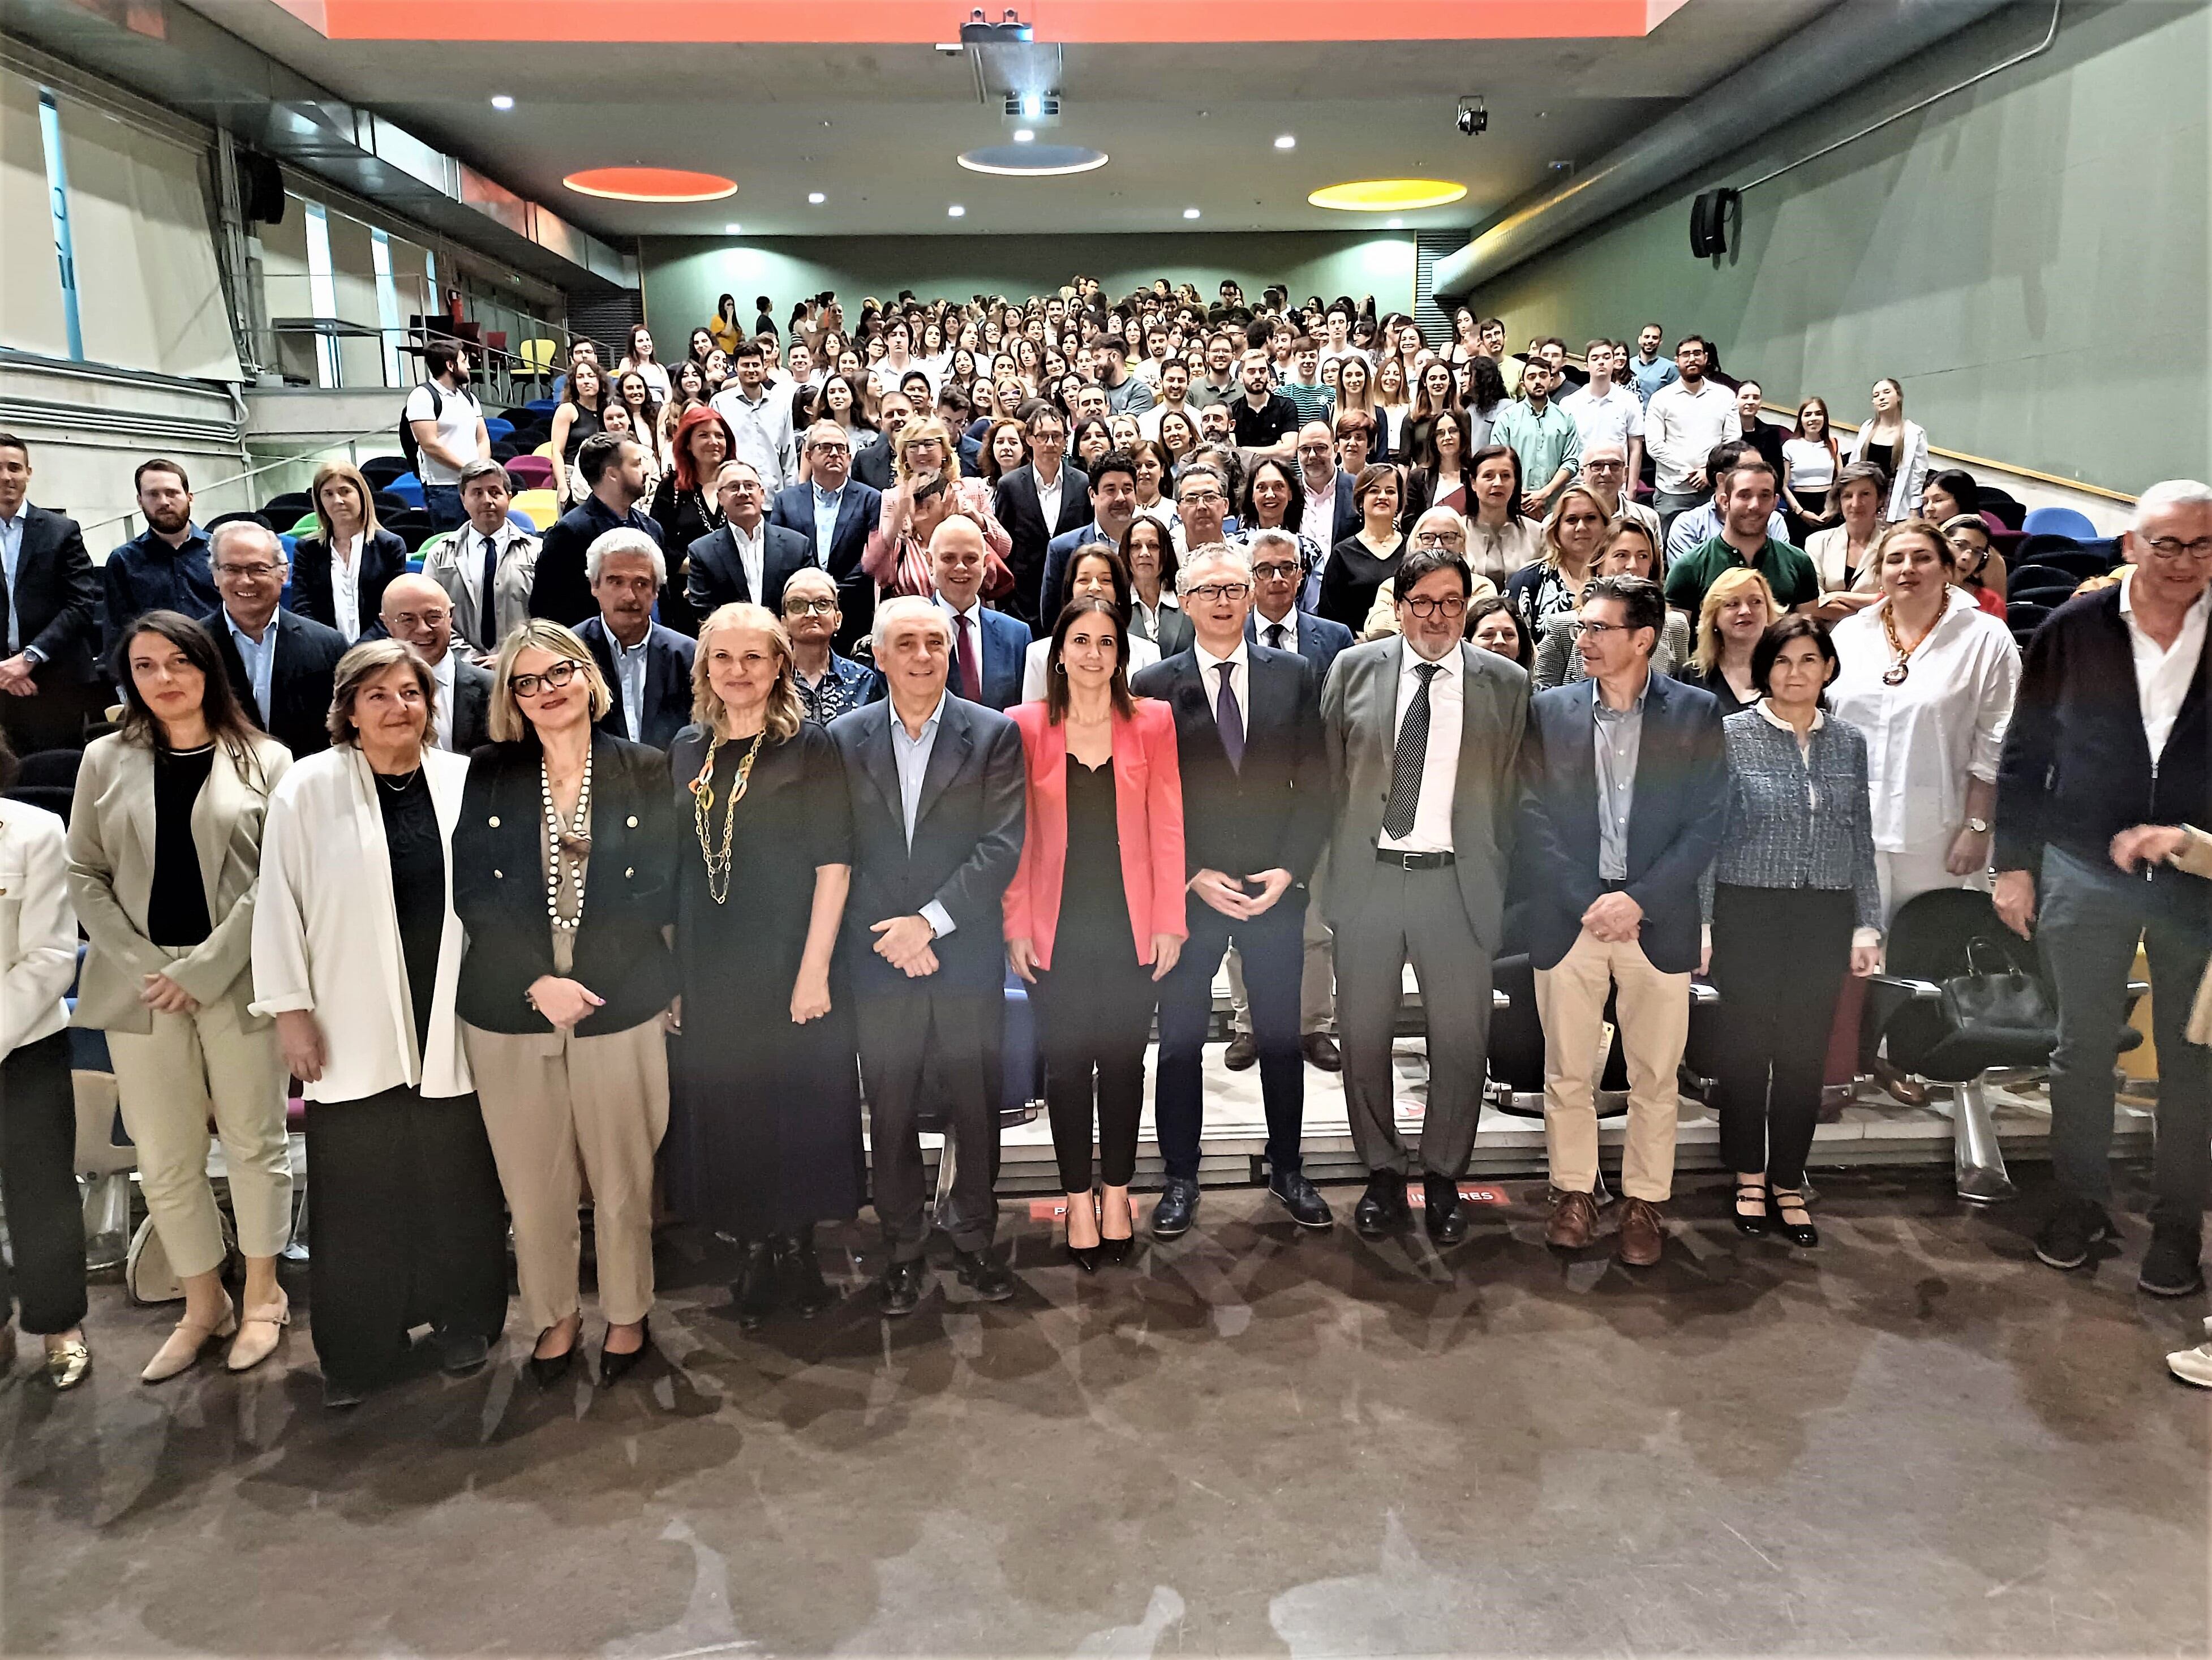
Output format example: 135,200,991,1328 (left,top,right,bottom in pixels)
542,750,593,932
